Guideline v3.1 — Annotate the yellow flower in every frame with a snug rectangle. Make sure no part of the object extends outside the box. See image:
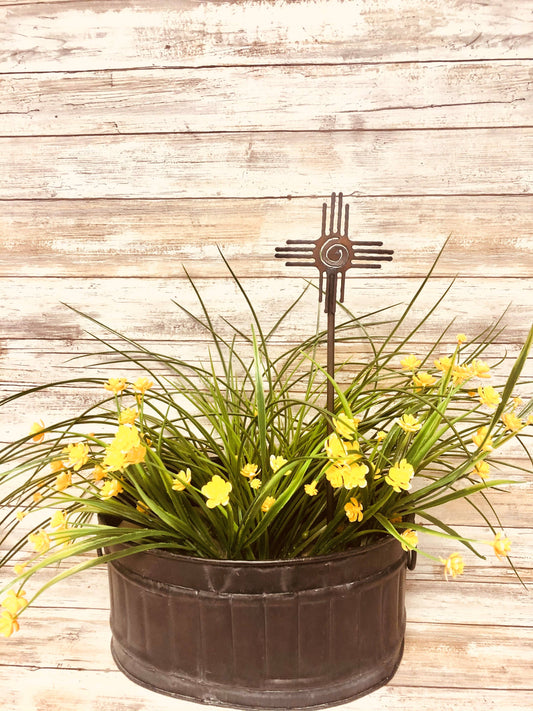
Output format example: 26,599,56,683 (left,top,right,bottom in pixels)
304,481,318,496
527,415,533,426
325,433,347,460
341,462,369,490
201,475,232,508
13,562,27,576
270,455,290,474
376,430,387,442
385,459,414,493
443,553,464,580
1,590,28,616
261,496,276,513
54,471,72,492
32,492,43,504
334,414,360,439
240,463,259,479
412,371,437,389
472,426,493,451
172,468,192,491
491,532,511,558
136,500,150,514
111,424,141,452
28,530,50,554
119,408,138,425
29,420,45,443
512,396,524,409
501,411,523,433
325,463,344,489
49,459,65,474
133,376,154,393
344,498,363,523
92,464,107,482
400,354,421,371
478,386,501,409
396,414,422,433
400,529,418,551
103,447,127,472
104,377,127,394
470,359,491,378
15,511,27,522
434,356,452,372
250,478,262,490
100,479,124,500
473,461,490,480
0,611,20,638
125,445,146,465
451,364,473,385
63,442,90,471
456,333,467,345
50,510,67,530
